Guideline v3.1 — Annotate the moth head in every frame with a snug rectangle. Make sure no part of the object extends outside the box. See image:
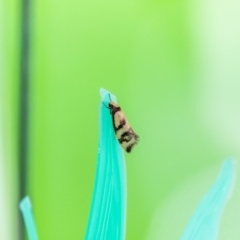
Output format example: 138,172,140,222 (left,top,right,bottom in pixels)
102,93,120,111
